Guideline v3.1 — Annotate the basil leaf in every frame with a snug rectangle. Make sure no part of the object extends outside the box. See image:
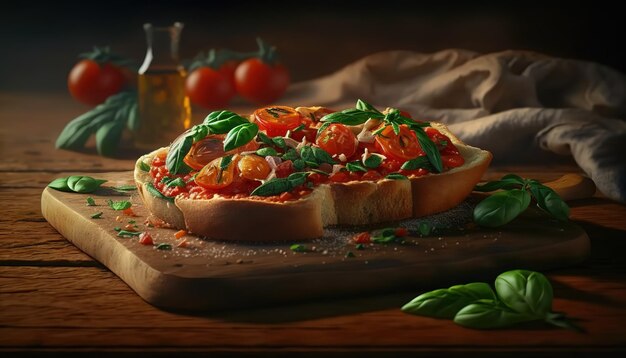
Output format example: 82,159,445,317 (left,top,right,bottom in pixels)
292,124,306,132
113,184,137,191
453,299,534,329
203,110,248,134
401,157,433,171
363,154,383,169
165,178,186,188
402,283,497,319
418,222,433,236
473,189,531,227
386,173,409,180
250,178,292,197
529,183,570,221
67,176,107,193
355,99,381,113
293,159,306,171
138,161,150,172
189,124,209,142
117,230,141,237
305,160,319,168
48,177,71,192
316,122,332,138
107,199,132,211
155,243,172,250
146,182,174,202
501,174,526,185
86,197,96,206
346,161,367,172
495,270,553,319
320,108,384,125
414,127,443,173
272,137,286,149
290,244,307,252
299,146,316,163
257,131,273,146
166,135,193,175
371,228,400,244
220,154,234,170
256,147,278,157
312,147,336,164
90,212,103,219
309,169,330,176
224,123,259,151
281,148,299,161
474,179,523,192
391,122,400,135
287,172,308,187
